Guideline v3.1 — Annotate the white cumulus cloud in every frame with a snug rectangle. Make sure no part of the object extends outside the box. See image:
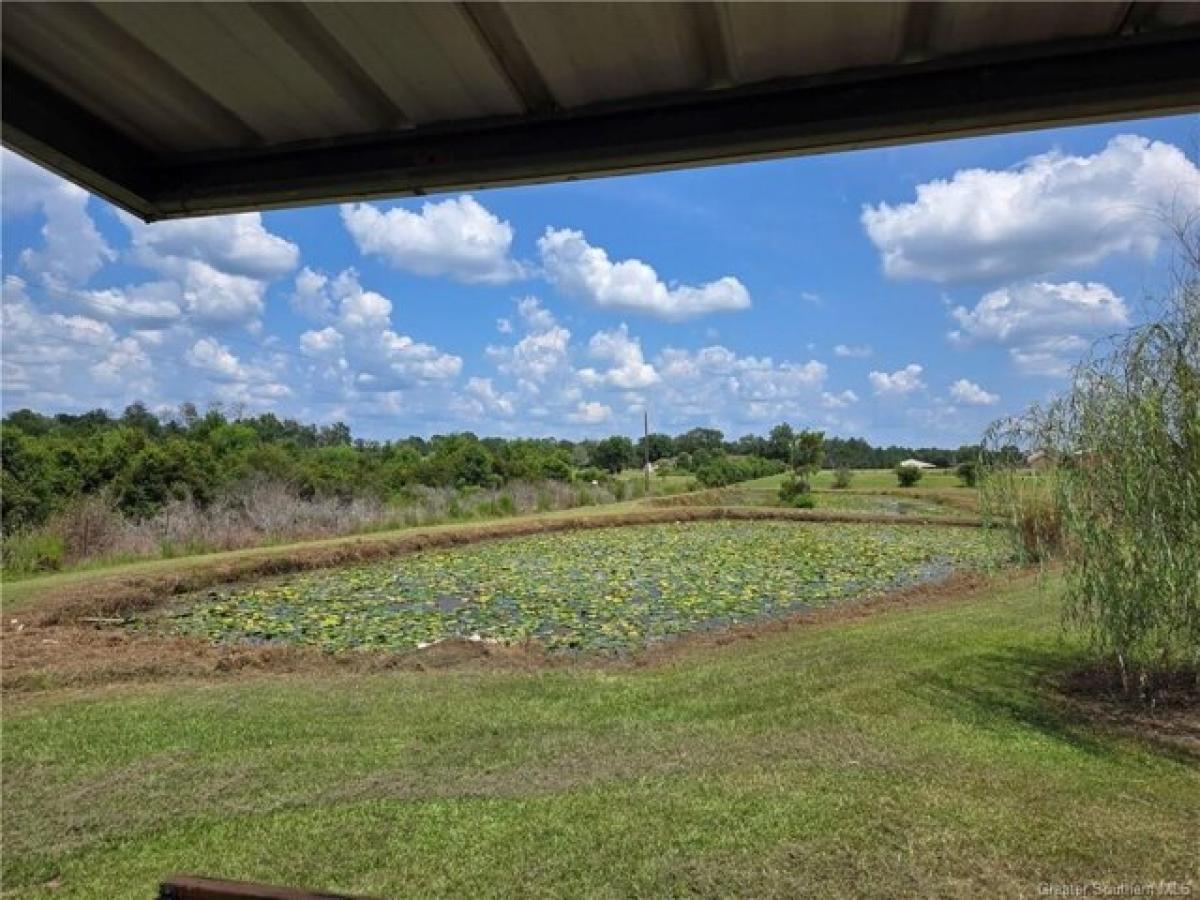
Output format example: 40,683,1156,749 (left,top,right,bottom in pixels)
2,148,114,288
294,269,462,392
566,400,613,425
124,211,299,280
114,208,299,328
949,378,999,406
834,344,873,358
821,389,859,409
949,281,1128,345
538,227,750,320
653,345,827,425
461,377,515,418
72,281,183,327
341,195,525,284
1009,335,1091,377
949,281,1128,377
186,337,247,381
299,326,344,356
582,324,659,390
290,267,334,321
485,297,572,389
862,134,1200,283
869,364,925,396
1,276,155,407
